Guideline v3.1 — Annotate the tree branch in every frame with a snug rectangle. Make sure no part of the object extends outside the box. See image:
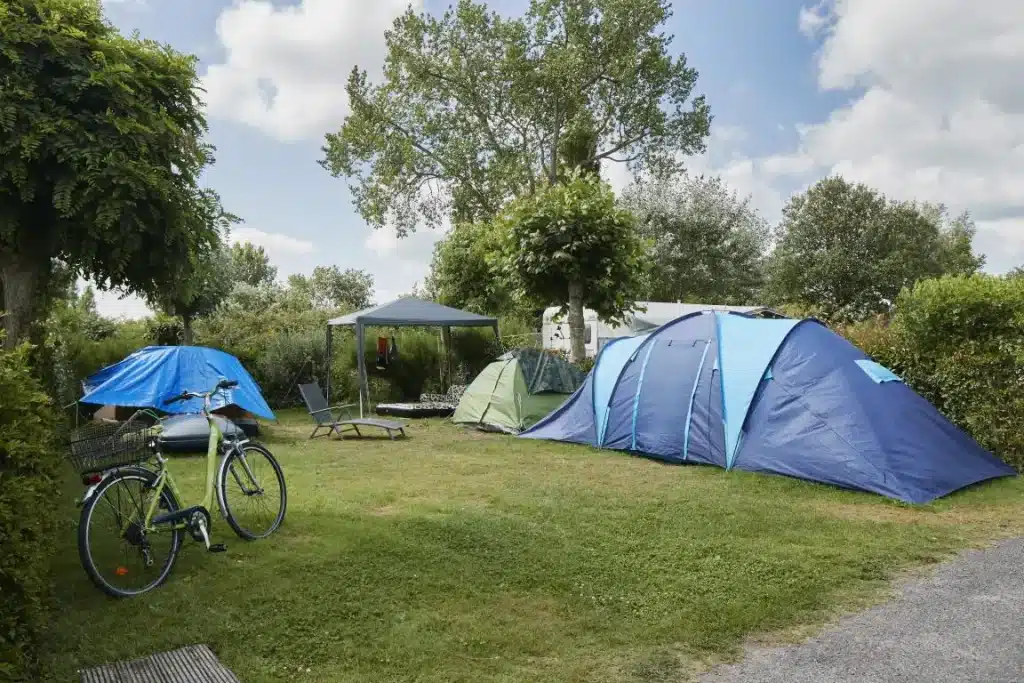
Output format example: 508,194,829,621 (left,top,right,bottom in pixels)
356,94,497,216
592,132,651,163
